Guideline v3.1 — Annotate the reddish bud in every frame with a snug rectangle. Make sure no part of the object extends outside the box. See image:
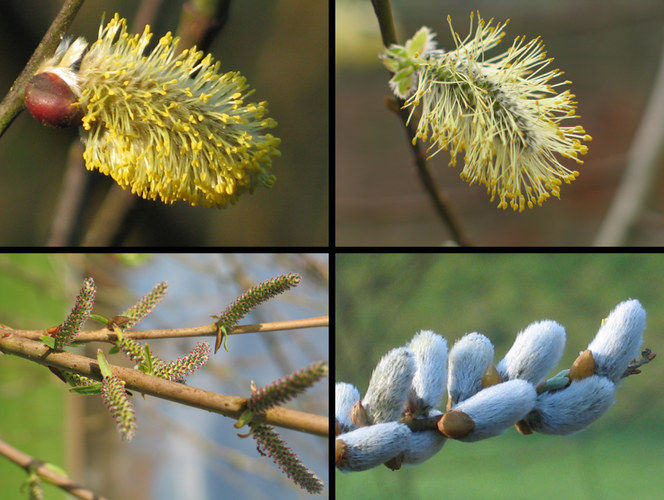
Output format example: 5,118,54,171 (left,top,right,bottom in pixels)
24,72,82,127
